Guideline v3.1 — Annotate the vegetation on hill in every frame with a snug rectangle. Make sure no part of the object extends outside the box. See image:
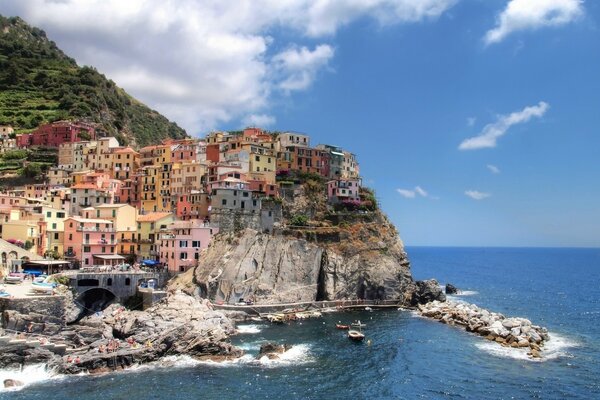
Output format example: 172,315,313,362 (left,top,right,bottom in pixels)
0,147,57,183
0,15,188,147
